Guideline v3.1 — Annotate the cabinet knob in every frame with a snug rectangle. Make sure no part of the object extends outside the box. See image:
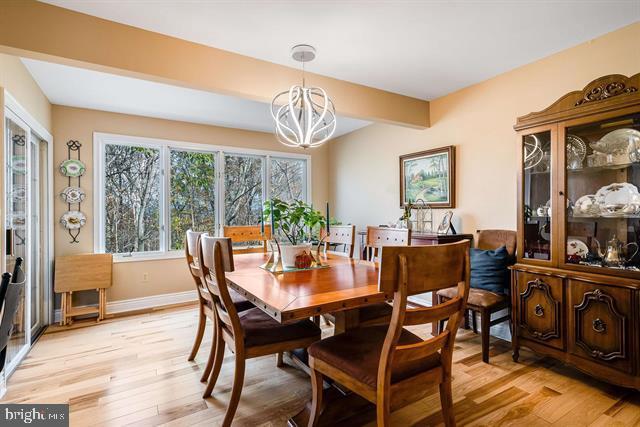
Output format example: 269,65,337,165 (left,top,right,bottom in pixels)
592,318,606,333
534,304,544,317
559,191,564,196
